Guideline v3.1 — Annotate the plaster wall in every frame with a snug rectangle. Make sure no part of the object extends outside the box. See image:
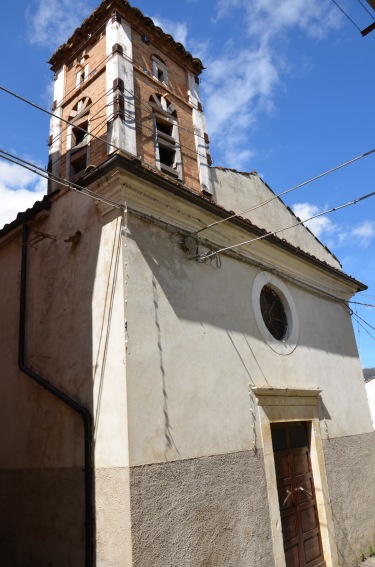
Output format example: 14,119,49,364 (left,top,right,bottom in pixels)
0,190,129,564
323,433,375,566
125,212,371,467
211,168,341,269
365,378,375,428
129,450,274,567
